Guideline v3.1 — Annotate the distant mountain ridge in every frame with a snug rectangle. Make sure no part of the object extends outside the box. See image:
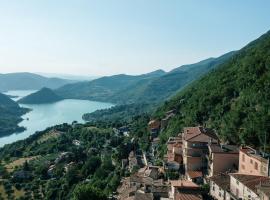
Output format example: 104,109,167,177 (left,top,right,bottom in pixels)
18,88,63,104
55,70,166,101
110,51,236,104
55,52,235,105
0,72,74,92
